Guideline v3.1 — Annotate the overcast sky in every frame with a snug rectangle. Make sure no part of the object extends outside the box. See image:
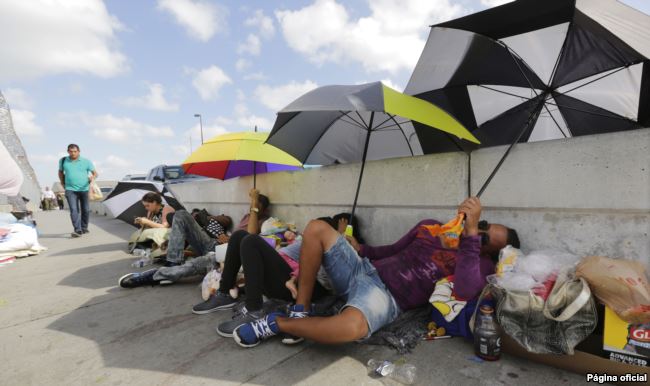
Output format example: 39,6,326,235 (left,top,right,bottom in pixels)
2,0,648,188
